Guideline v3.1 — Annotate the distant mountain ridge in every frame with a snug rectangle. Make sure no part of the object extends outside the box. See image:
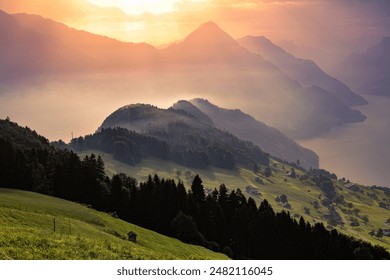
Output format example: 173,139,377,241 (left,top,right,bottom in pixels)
0,10,366,138
172,99,319,169
237,35,367,106
334,37,390,97
0,10,97,80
